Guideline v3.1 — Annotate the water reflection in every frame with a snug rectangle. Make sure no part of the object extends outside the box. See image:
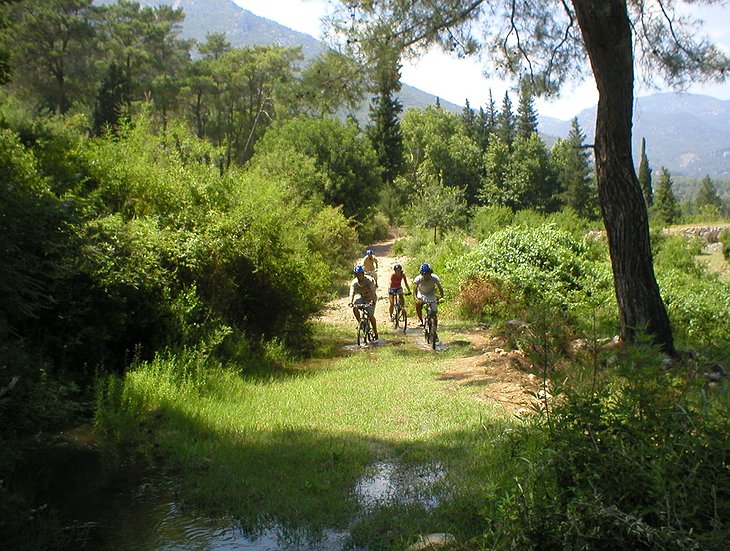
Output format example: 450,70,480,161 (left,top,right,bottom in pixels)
74,469,349,550
67,456,445,549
